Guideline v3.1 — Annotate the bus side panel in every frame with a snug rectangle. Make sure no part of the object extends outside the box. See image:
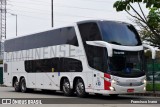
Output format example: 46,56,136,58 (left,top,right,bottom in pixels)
43,72,60,90
27,73,36,88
